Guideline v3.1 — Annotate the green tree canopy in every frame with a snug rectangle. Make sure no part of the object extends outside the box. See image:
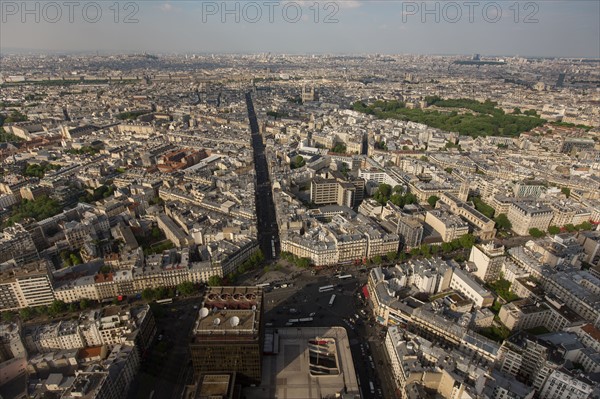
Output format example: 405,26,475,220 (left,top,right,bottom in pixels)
529,228,545,238
48,300,67,317
470,196,495,218
494,214,512,231
141,288,156,302
387,251,398,261
548,226,561,235
208,276,223,287
177,281,196,296
427,195,440,208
